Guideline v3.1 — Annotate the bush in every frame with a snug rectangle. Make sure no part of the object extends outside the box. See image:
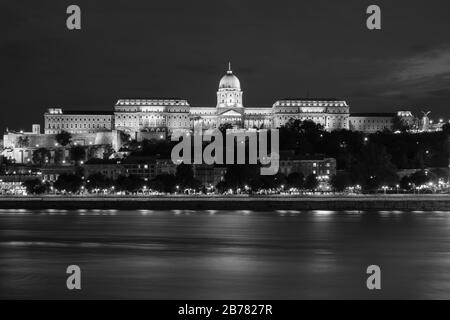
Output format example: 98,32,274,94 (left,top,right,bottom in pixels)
22,179,49,194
